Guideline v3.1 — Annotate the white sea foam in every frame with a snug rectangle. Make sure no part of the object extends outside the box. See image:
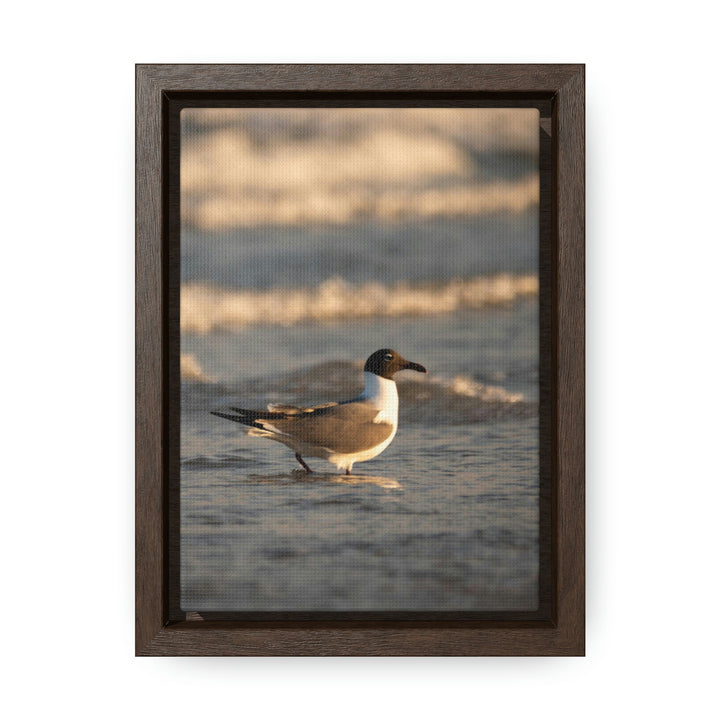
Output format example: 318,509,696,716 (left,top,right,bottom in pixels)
180,353,213,382
181,108,539,230
188,359,531,423
183,177,539,230
181,274,539,334
400,372,525,403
